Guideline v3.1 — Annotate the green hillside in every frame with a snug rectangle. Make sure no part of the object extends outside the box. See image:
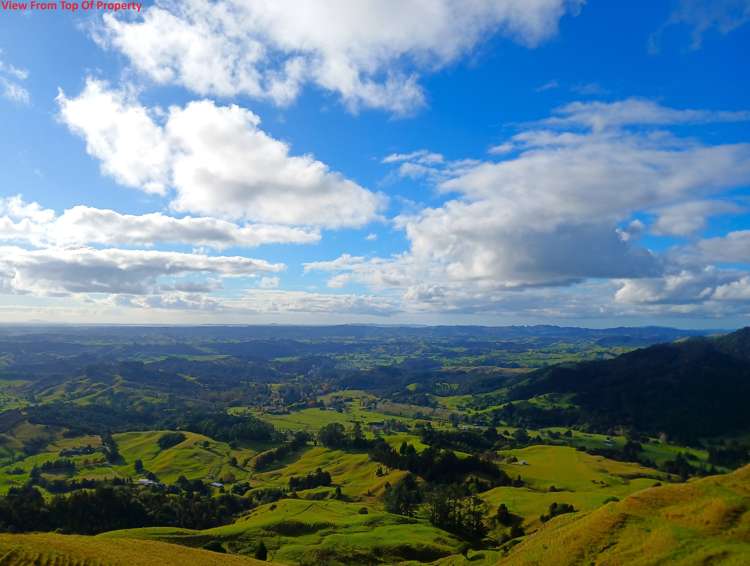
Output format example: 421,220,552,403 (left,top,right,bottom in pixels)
483,445,667,533
498,464,750,565
102,498,465,565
